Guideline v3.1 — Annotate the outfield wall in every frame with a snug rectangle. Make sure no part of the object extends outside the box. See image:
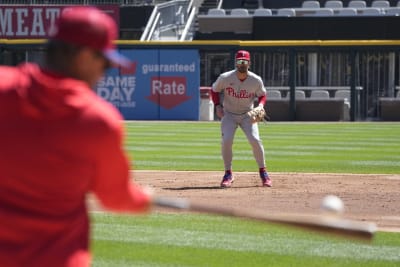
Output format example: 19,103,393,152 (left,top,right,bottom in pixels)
1,40,400,121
